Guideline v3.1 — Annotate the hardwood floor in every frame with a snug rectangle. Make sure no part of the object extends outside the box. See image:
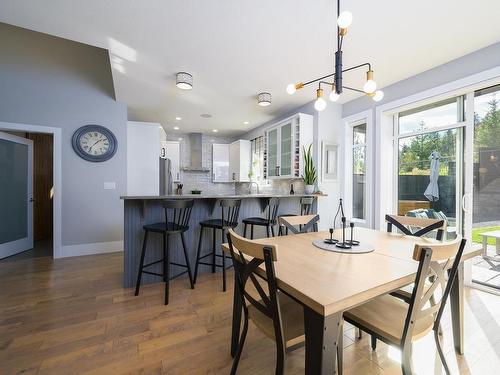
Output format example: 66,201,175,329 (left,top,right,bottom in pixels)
1,252,500,374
